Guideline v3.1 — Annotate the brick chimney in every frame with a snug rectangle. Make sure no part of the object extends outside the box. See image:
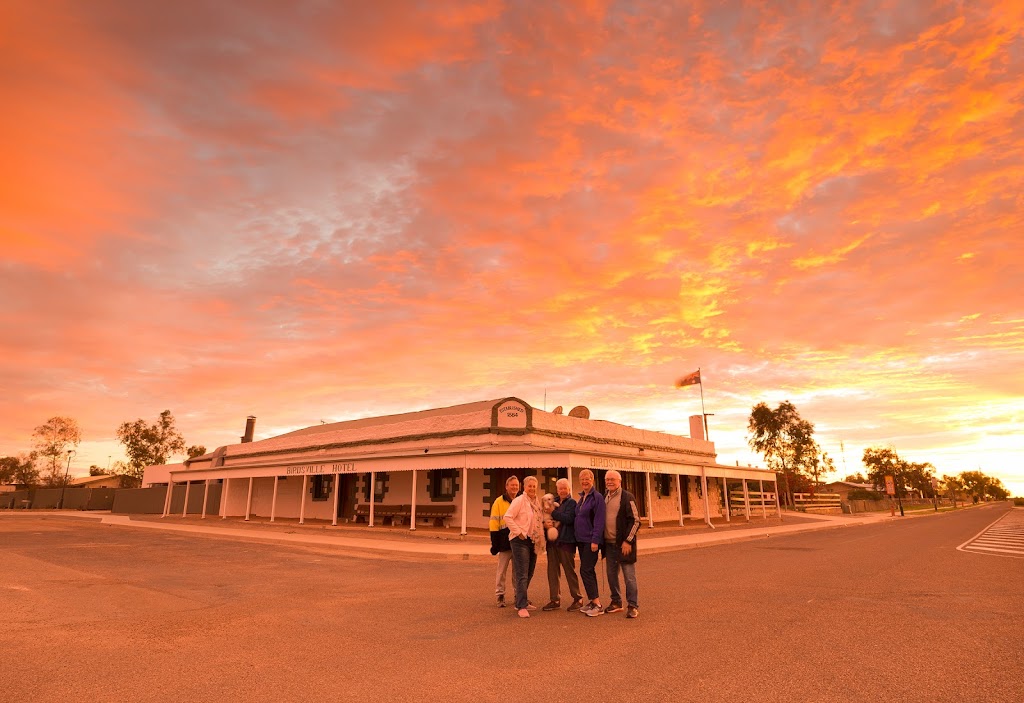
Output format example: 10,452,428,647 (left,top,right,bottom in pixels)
689,414,705,442
241,416,256,443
